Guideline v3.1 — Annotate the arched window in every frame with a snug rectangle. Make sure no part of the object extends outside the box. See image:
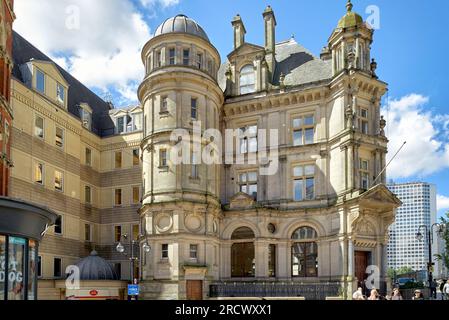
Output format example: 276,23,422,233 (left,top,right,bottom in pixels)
239,64,256,94
231,227,255,277
291,227,318,277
